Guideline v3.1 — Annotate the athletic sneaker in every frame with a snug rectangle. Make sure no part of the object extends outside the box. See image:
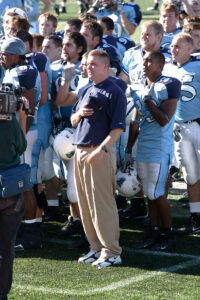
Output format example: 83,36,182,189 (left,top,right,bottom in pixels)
151,234,176,251
132,226,160,249
175,213,200,235
92,256,122,268
78,249,101,263
15,223,43,251
169,166,181,181
58,215,84,236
